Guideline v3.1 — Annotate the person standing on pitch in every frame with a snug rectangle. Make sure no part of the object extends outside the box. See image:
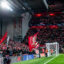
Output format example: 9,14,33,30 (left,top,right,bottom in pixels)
45,48,48,57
